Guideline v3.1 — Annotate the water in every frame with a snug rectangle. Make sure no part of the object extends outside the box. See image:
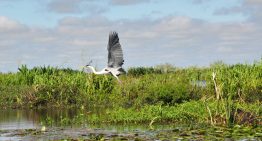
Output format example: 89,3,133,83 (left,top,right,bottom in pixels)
0,109,261,140
191,80,207,87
